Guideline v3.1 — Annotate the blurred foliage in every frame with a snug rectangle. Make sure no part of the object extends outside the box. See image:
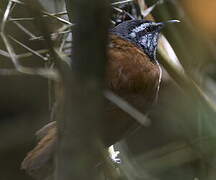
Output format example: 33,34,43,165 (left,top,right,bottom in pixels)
1,0,216,180
182,0,216,38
